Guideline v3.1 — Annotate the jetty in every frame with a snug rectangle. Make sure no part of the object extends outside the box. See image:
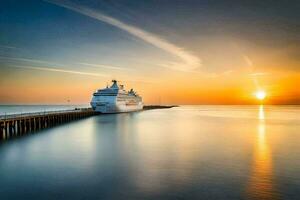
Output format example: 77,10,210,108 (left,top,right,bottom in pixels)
0,108,97,141
143,105,177,110
0,105,177,141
